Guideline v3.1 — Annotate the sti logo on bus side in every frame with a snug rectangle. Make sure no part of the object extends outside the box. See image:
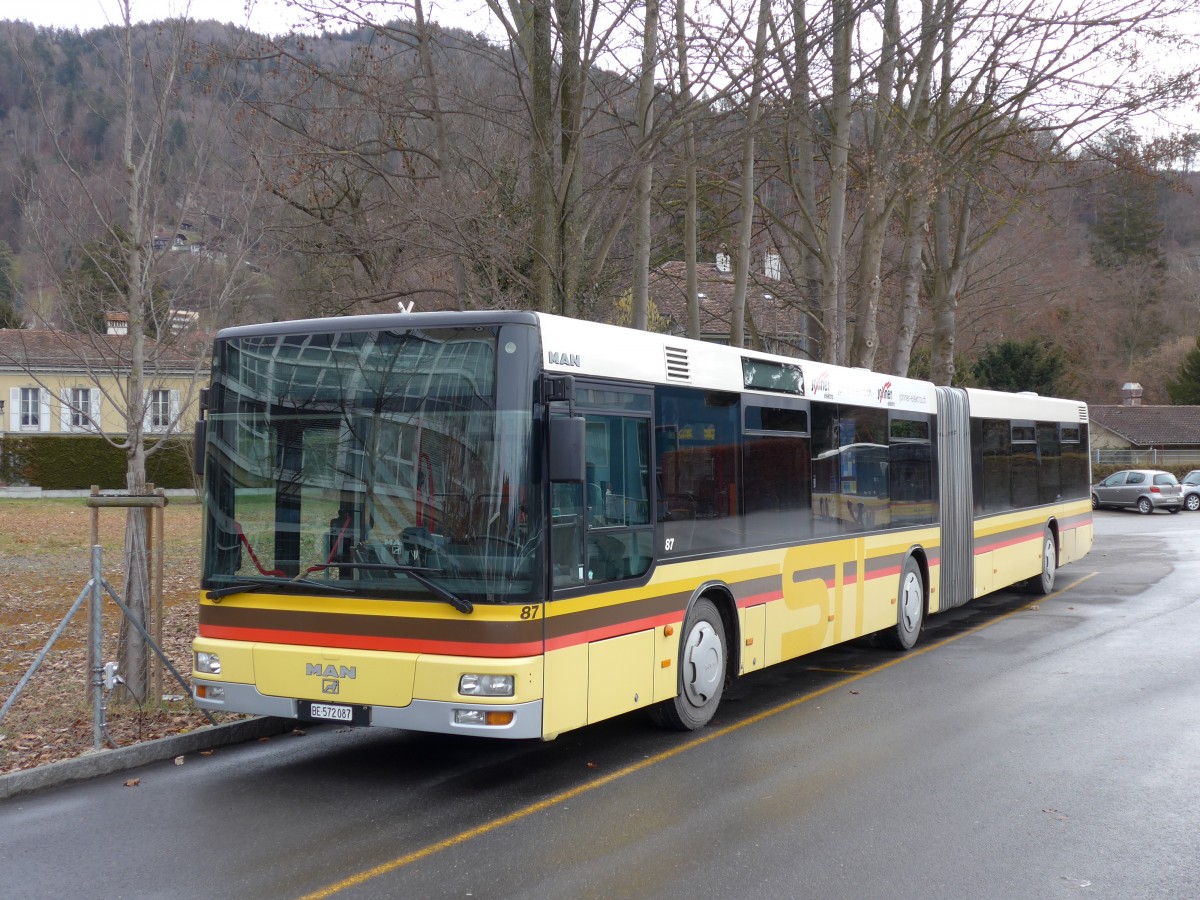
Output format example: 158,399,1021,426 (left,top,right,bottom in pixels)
548,351,581,367
306,663,357,680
